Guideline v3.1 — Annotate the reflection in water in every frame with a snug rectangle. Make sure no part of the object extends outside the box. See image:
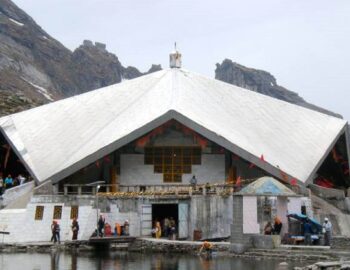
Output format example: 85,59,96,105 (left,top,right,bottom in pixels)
50,250,60,270
199,257,212,270
0,251,304,270
71,251,77,270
